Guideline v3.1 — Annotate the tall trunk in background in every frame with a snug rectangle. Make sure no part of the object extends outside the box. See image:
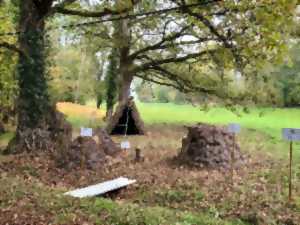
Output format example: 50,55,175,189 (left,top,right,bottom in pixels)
117,17,134,104
105,48,119,119
96,56,105,109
